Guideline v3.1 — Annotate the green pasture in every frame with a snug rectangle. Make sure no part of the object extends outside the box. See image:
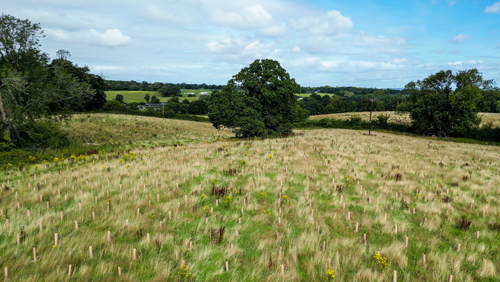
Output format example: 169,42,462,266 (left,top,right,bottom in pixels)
106,91,200,103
